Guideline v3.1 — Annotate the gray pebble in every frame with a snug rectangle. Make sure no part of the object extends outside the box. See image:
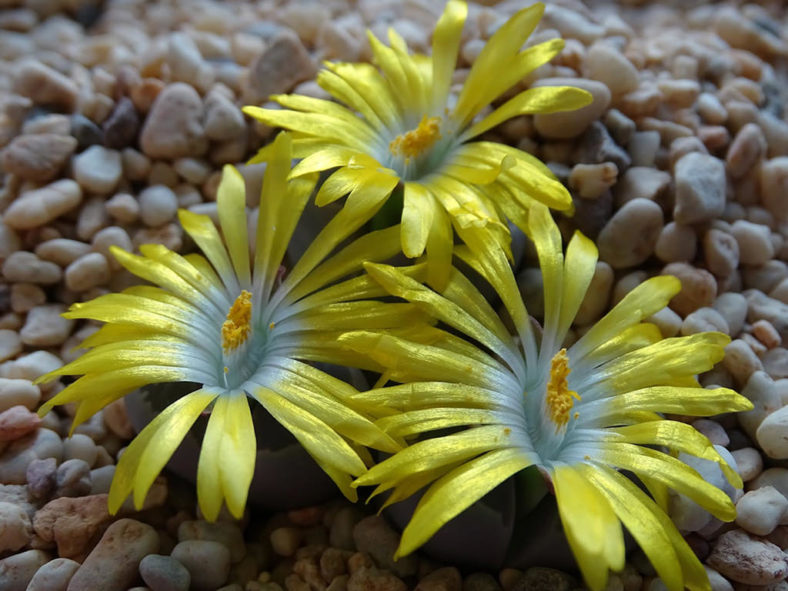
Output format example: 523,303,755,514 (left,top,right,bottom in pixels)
673,152,726,224
26,557,80,591
0,549,50,591
140,554,191,591
171,540,231,591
